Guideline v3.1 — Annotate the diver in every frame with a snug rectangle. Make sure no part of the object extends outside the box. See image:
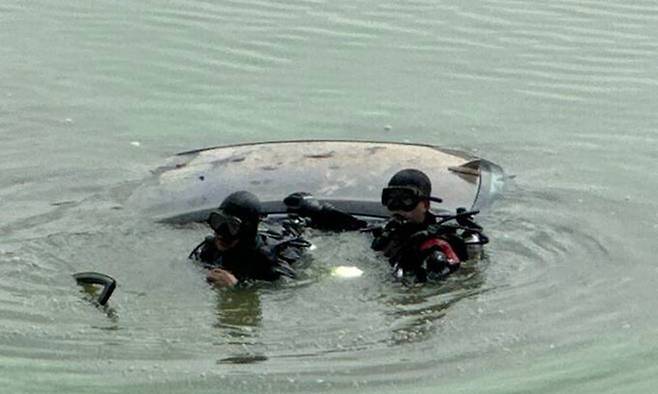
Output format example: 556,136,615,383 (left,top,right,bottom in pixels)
284,169,488,284
188,191,305,288
188,189,364,288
